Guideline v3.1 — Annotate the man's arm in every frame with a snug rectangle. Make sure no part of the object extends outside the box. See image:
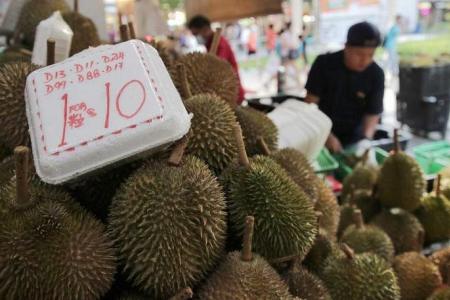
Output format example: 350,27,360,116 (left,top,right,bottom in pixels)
305,92,319,104
363,114,380,139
